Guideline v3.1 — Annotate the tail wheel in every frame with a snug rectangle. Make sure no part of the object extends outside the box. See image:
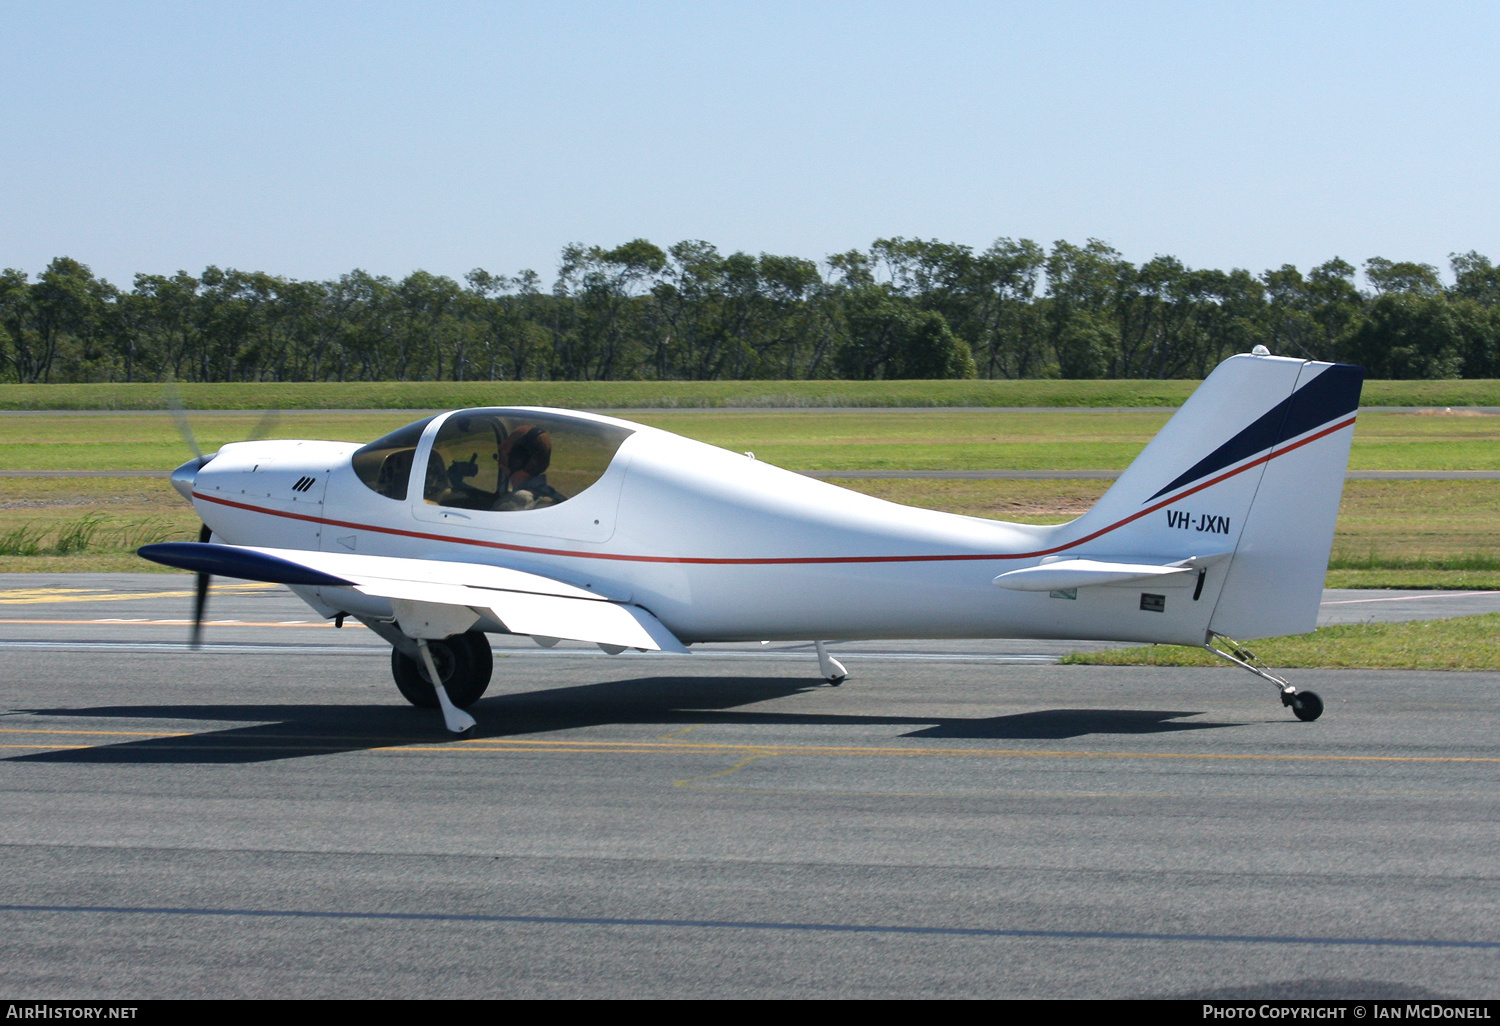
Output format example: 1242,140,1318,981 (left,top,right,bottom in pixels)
391,632,493,709
1289,691,1324,722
